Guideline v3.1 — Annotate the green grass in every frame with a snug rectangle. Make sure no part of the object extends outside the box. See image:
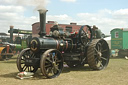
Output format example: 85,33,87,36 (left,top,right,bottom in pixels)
0,56,128,85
